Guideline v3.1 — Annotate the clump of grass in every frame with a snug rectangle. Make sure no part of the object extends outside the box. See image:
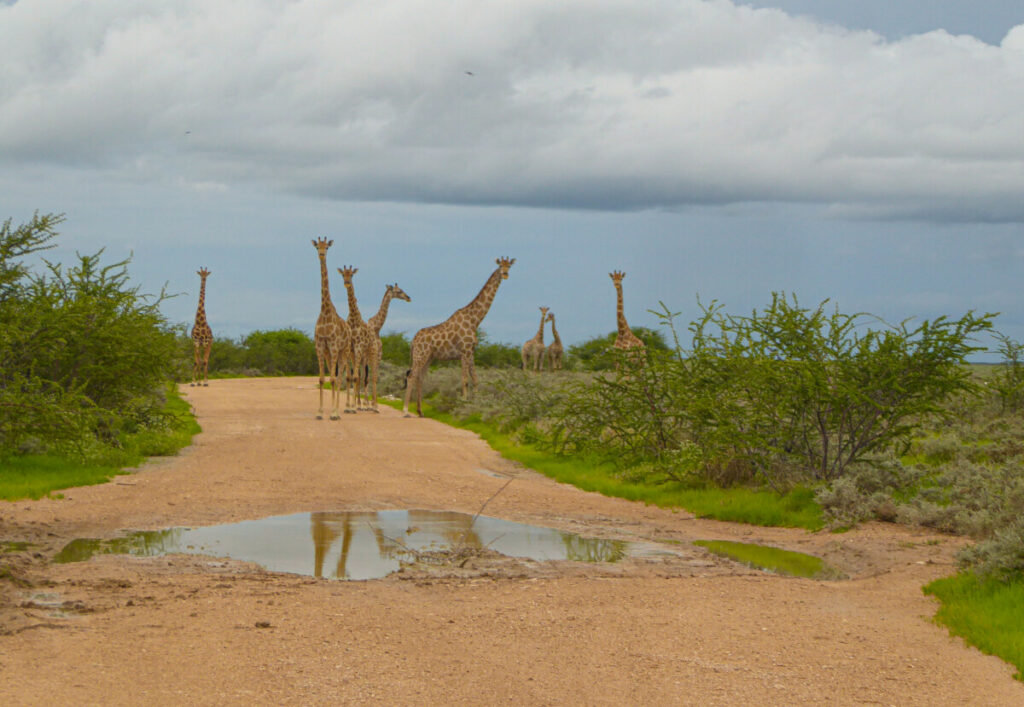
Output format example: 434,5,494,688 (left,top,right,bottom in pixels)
694,539,844,579
924,572,1024,681
0,455,128,501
